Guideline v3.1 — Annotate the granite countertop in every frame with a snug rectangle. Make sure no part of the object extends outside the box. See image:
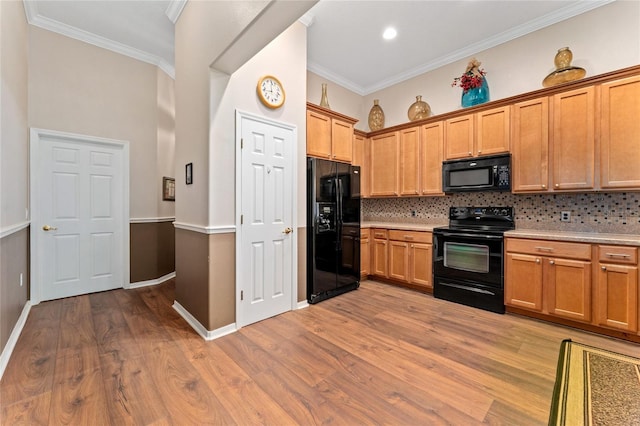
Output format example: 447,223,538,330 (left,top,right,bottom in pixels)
505,229,640,246
362,221,640,246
